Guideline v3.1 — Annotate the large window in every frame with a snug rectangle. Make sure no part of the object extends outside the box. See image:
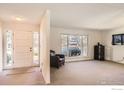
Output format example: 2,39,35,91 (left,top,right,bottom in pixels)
61,34,88,57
